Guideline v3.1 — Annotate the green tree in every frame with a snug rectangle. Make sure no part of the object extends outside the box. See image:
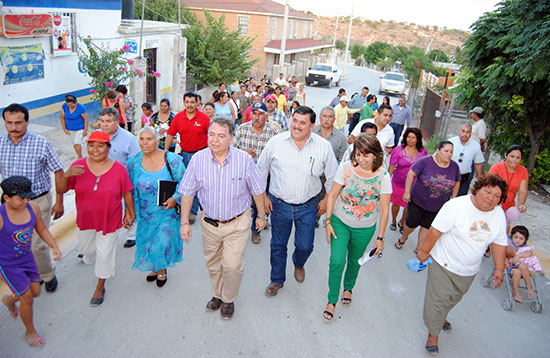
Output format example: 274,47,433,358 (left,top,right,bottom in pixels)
184,11,258,85
363,41,389,64
457,0,550,178
335,39,346,50
350,43,366,60
77,37,147,104
428,49,449,63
